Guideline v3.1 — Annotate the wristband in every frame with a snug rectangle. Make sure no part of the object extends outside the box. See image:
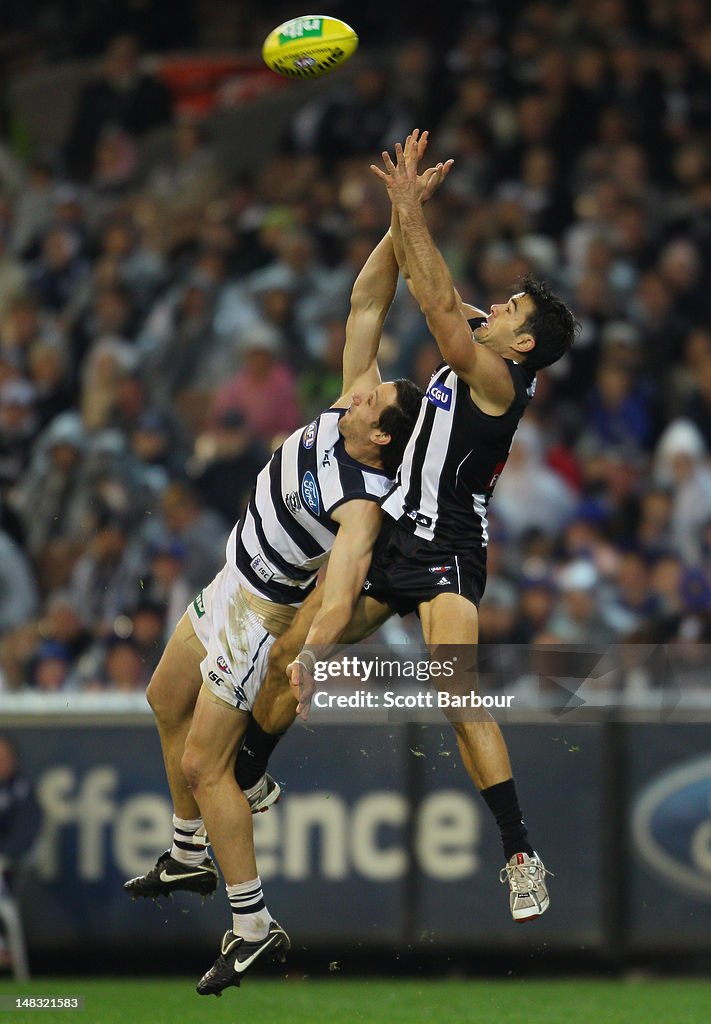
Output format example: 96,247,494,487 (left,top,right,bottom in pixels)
295,650,317,674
